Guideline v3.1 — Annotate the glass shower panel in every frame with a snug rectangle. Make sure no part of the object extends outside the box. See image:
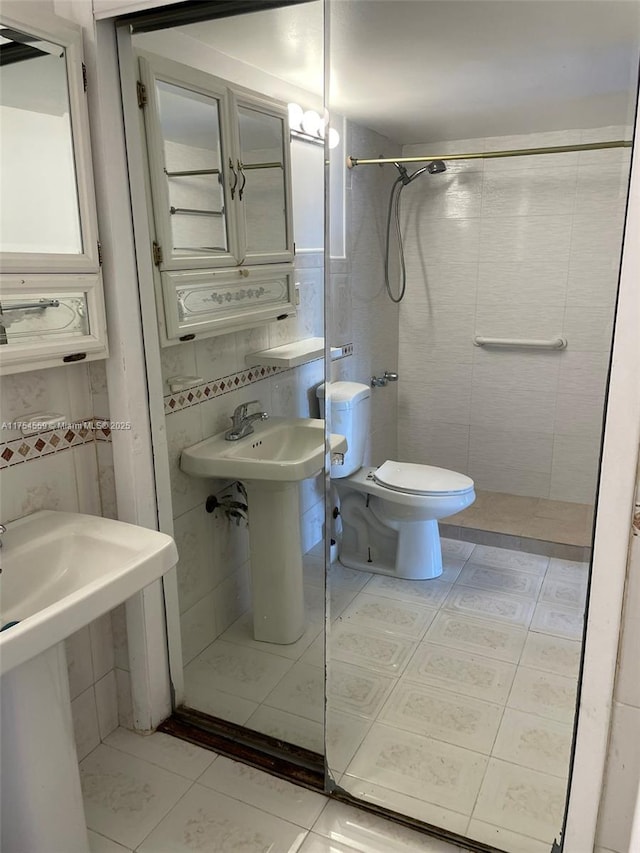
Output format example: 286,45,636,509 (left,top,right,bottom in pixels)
324,1,639,850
